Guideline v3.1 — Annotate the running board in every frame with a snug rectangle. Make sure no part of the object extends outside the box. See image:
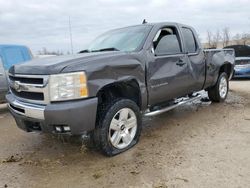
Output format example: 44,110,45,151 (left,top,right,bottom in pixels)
144,94,202,117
